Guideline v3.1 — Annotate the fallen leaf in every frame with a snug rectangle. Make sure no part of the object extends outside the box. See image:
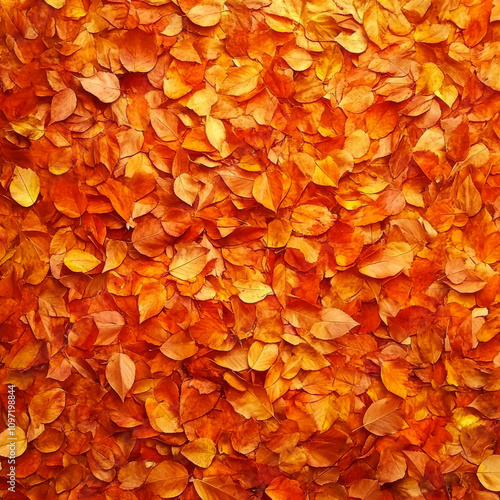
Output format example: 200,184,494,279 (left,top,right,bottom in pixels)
181,438,216,468
106,353,136,402
50,88,77,124
10,167,40,207
145,461,189,498
363,398,405,436
29,388,66,425
79,72,121,103
64,249,101,273
478,455,500,492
